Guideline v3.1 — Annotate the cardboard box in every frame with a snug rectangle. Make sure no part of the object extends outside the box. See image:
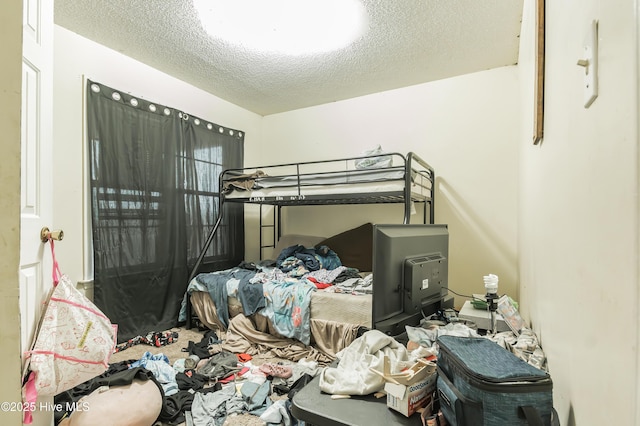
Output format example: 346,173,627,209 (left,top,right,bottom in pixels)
372,357,437,417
